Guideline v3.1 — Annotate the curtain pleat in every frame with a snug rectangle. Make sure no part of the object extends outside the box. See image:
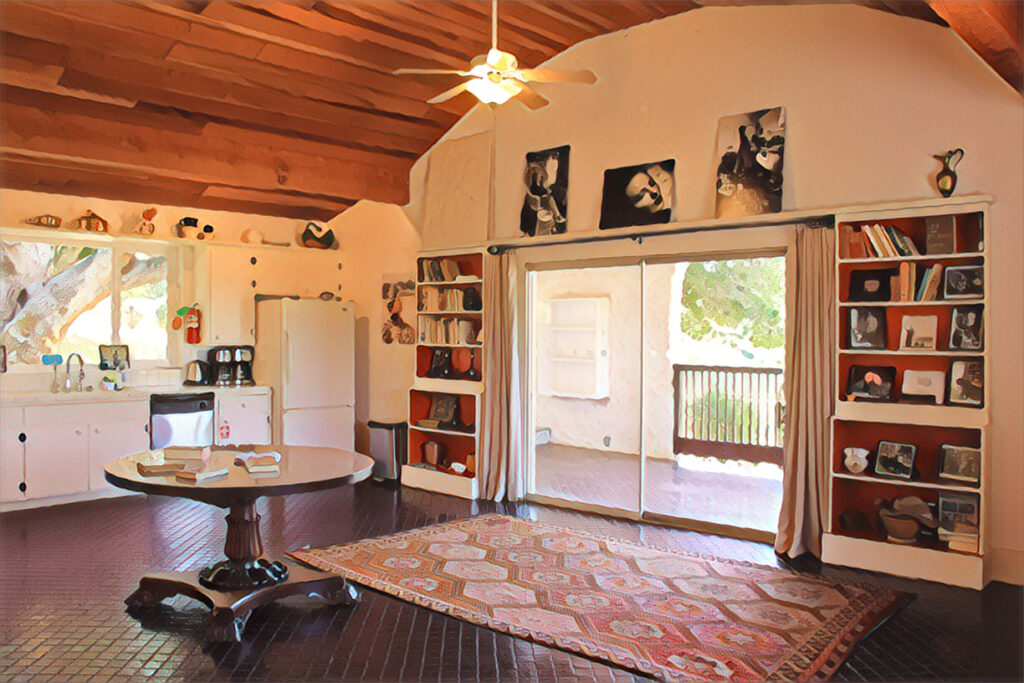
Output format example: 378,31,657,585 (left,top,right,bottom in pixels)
775,226,836,558
480,252,525,501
